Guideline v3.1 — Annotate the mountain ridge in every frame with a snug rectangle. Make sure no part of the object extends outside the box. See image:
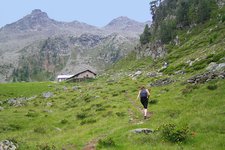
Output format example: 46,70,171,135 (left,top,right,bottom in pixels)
0,9,149,82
